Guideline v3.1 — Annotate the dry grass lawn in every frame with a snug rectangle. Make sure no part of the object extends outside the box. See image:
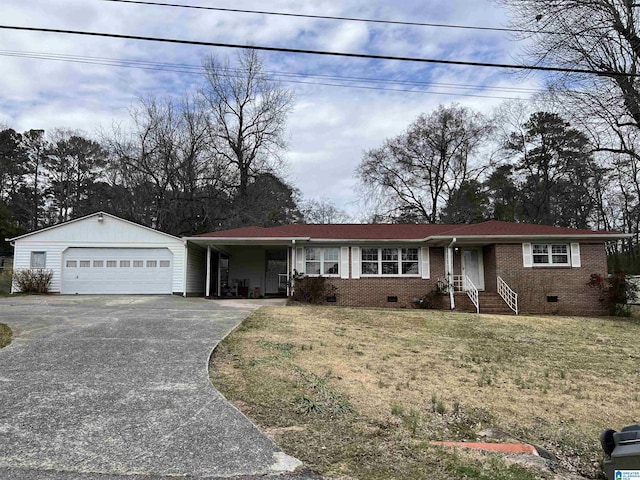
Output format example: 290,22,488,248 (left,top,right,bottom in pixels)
210,306,640,480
